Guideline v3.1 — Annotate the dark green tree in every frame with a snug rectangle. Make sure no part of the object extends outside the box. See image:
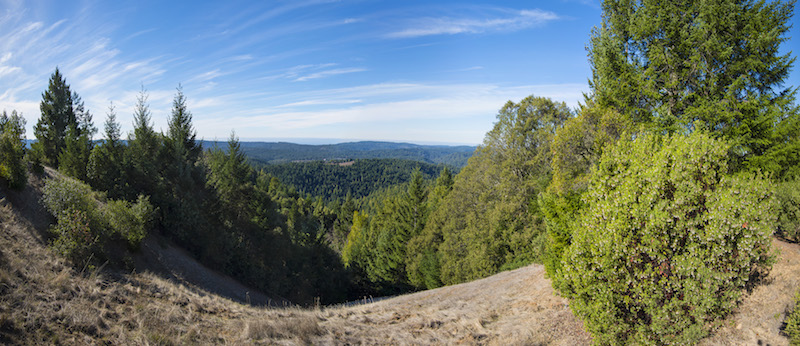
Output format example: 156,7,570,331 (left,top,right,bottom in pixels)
405,167,455,289
88,103,126,197
34,68,84,166
206,131,254,227
589,0,797,171
0,110,27,189
159,85,206,247
126,87,161,200
58,124,93,181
